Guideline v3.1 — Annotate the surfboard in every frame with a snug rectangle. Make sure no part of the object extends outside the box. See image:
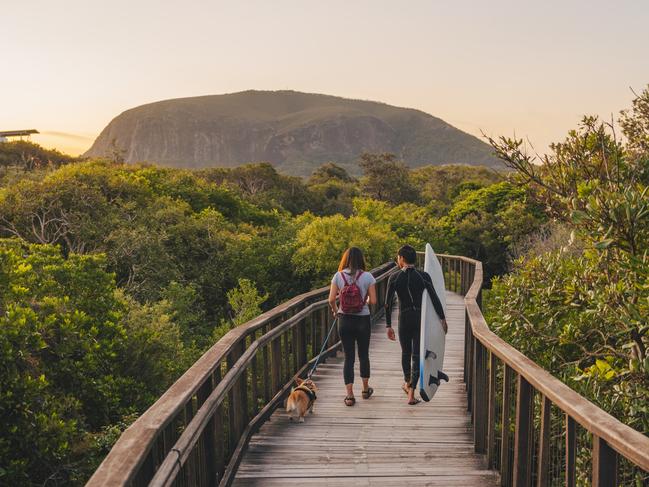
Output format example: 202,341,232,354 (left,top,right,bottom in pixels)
419,243,448,402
